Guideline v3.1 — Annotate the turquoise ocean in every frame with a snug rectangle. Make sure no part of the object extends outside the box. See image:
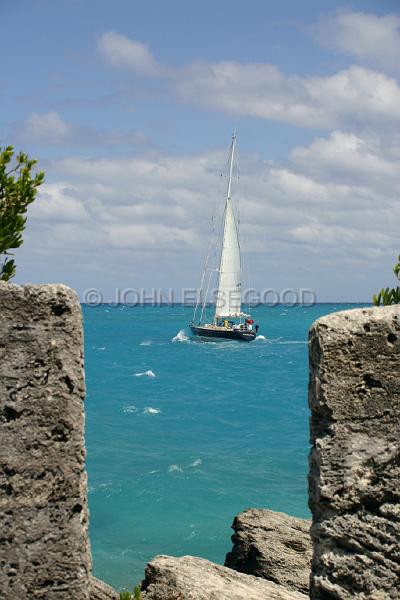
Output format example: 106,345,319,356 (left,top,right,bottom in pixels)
84,303,361,590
